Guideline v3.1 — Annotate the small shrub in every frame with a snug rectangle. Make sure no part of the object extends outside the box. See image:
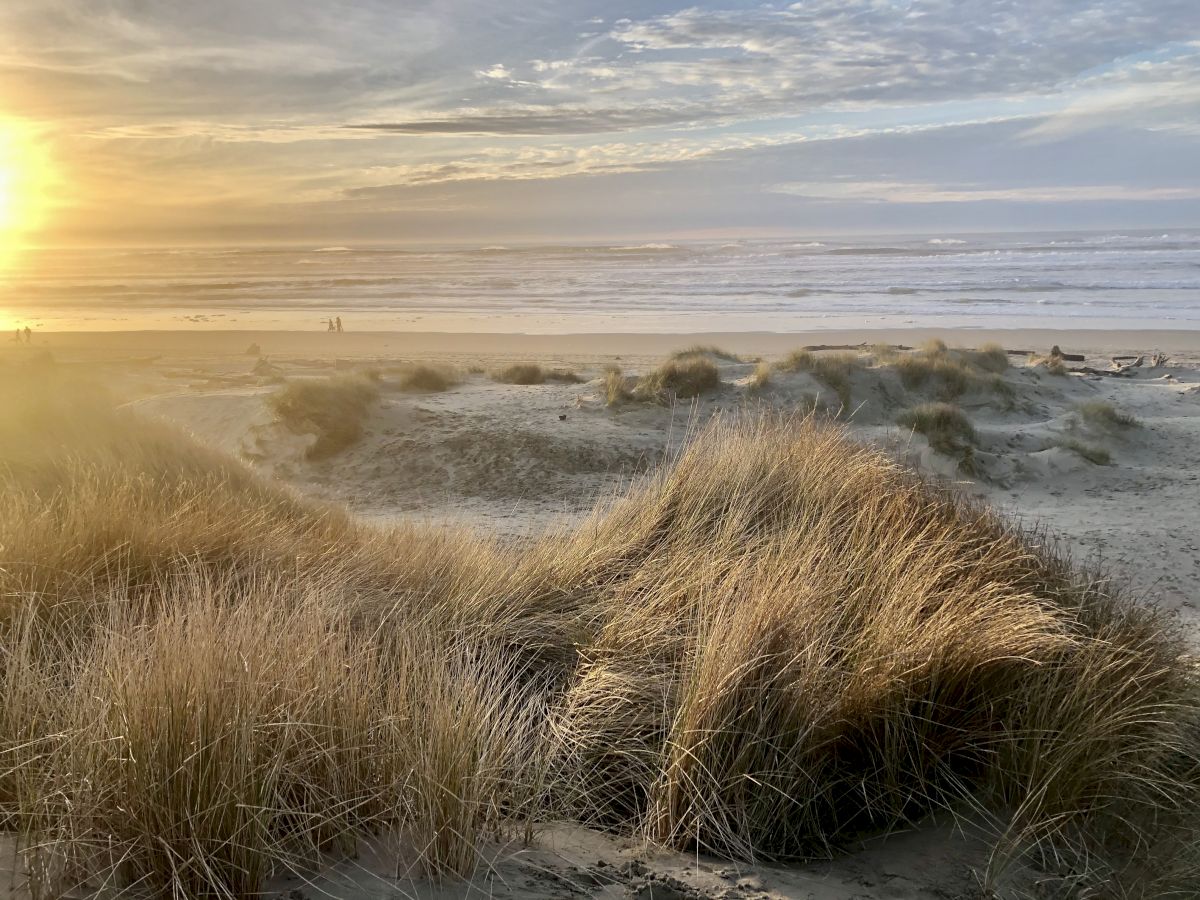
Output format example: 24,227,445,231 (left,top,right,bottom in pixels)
748,361,771,393
396,364,460,393
493,364,546,385
1056,436,1112,465
775,350,860,410
670,344,740,362
897,402,976,454
965,342,1010,374
466,364,486,375
1029,353,1068,376
1077,400,1139,430
604,368,632,406
268,374,379,458
634,356,721,403
545,368,583,384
